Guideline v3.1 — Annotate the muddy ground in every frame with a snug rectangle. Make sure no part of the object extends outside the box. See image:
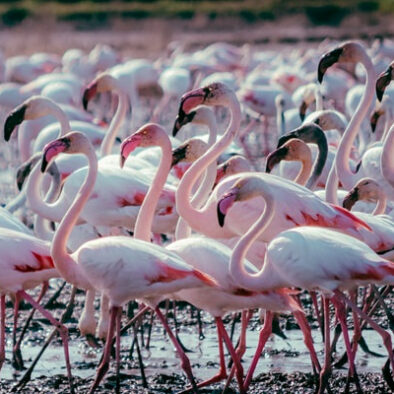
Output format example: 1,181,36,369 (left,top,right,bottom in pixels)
0,16,393,394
